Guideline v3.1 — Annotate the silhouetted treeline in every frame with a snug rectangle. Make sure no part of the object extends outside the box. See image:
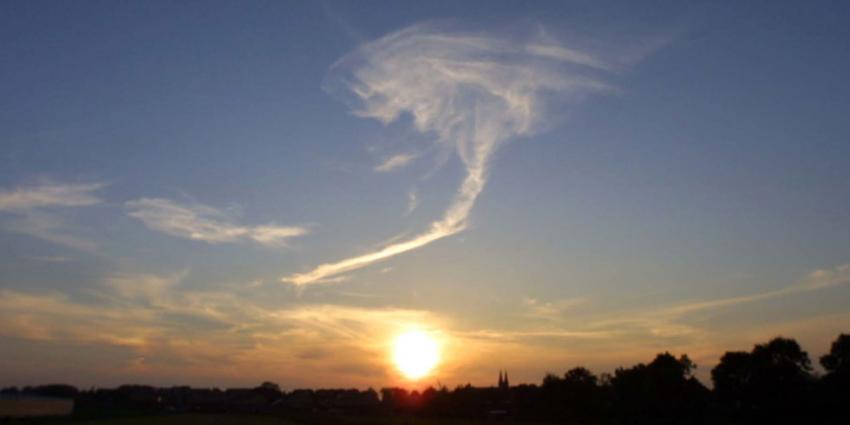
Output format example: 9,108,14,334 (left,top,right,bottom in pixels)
3,333,849,424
